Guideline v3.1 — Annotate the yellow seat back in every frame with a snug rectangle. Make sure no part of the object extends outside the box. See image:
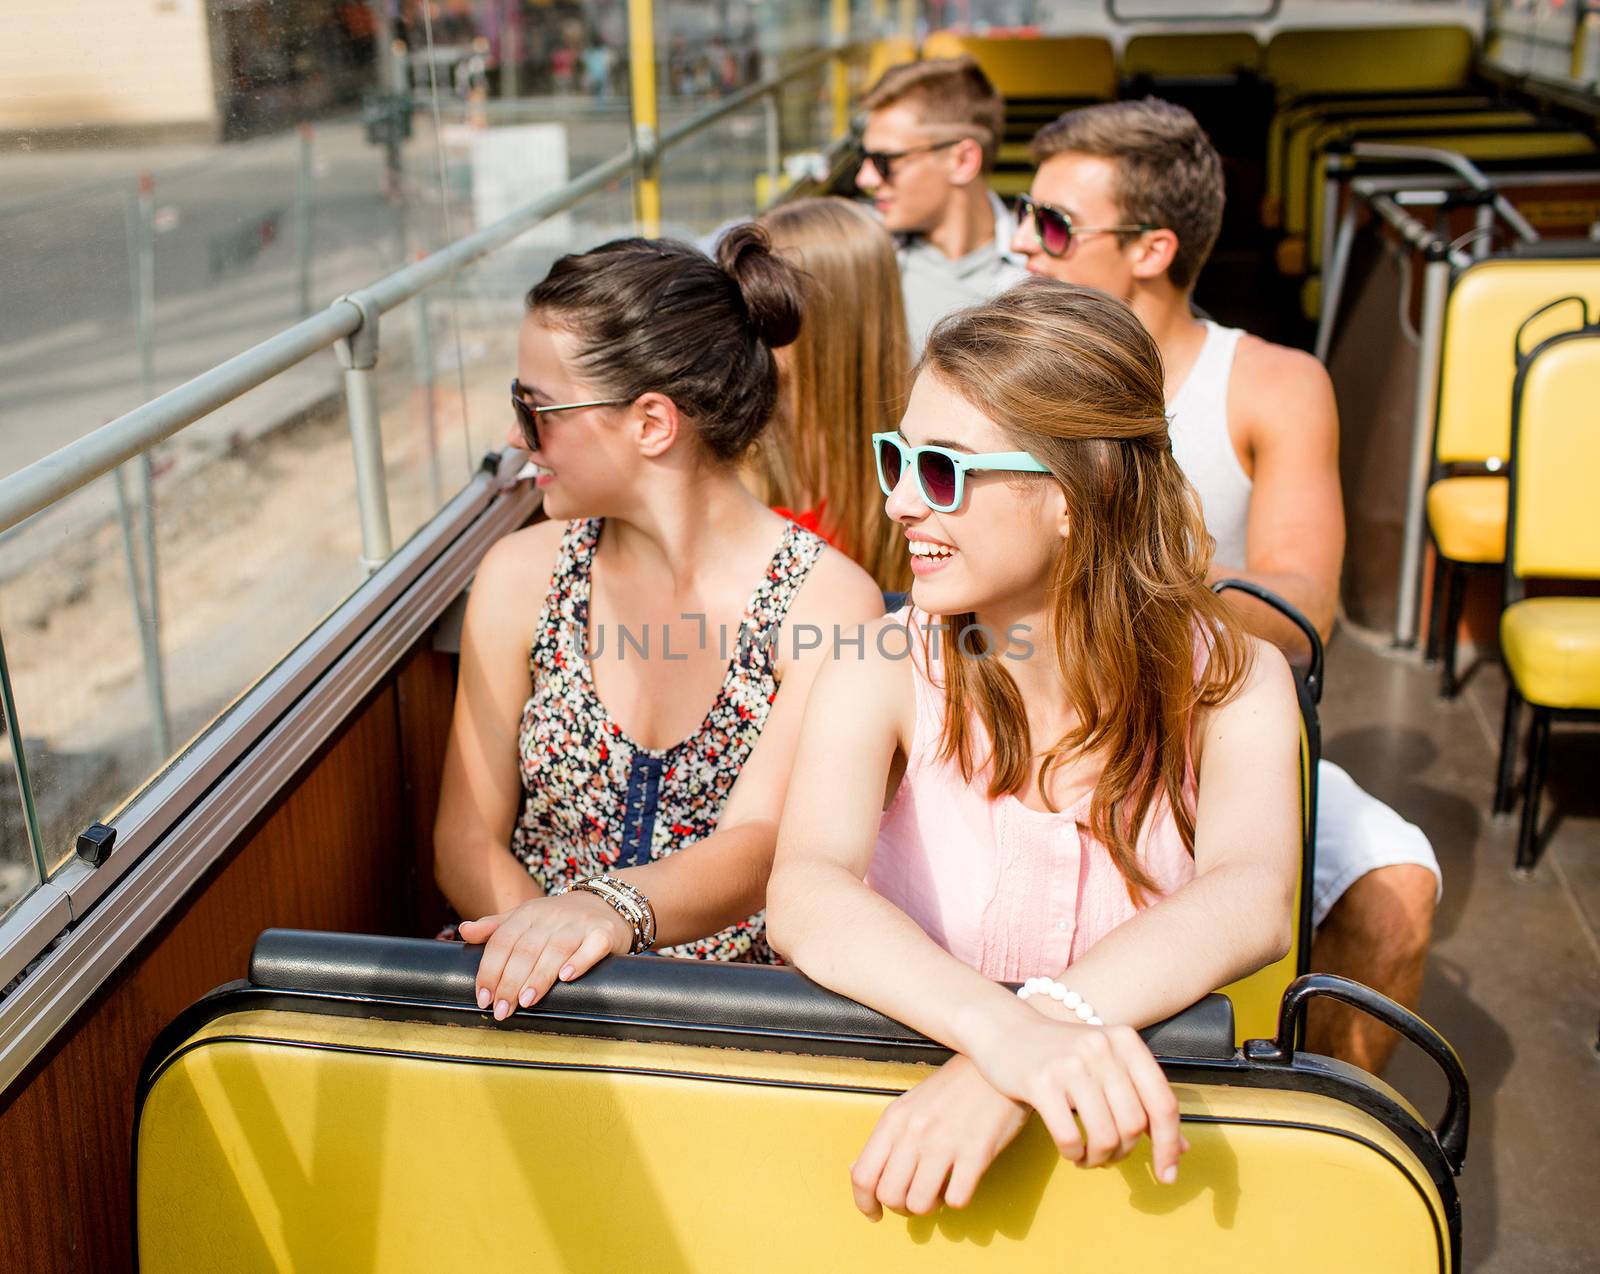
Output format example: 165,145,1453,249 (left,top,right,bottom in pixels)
135,938,1463,1273
1123,33,1262,78
1217,709,1313,1042
1266,94,1496,222
1510,330,1600,581
864,38,918,87
1437,259,1600,467
1282,110,1537,241
920,32,1115,101
1264,26,1475,98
